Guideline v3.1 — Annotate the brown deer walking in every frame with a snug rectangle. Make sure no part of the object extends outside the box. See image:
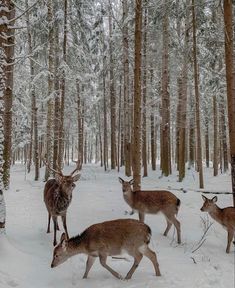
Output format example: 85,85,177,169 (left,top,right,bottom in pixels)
51,219,161,279
119,178,181,244
44,161,81,246
200,195,235,253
